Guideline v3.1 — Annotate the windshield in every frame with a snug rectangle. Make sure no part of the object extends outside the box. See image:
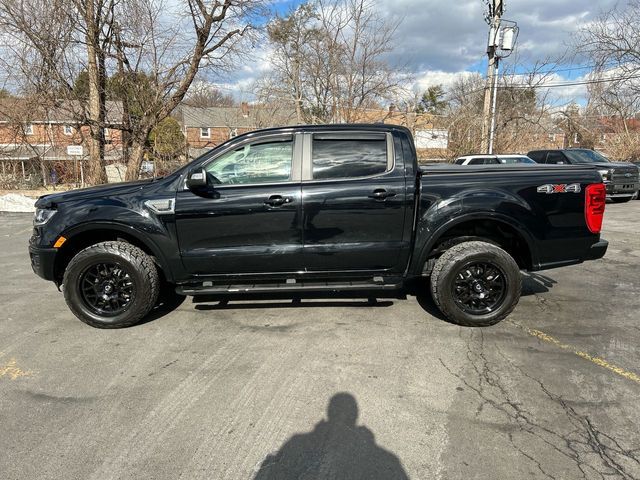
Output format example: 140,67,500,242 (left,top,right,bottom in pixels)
564,149,611,164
